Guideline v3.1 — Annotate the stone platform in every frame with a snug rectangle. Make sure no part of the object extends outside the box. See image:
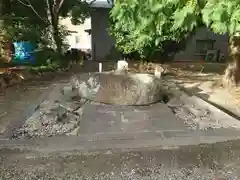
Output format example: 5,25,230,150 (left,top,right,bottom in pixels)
78,103,187,135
